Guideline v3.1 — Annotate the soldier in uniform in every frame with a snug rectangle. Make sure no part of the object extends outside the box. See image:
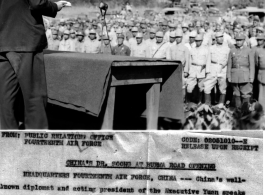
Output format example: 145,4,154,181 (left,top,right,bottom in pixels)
112,34,131,56
256,33,265,48
130,33,147,57
204,32,230,106
59,30,72,51
182,22,190,44
186,34,211,105
147,31,168,59
164,23,176,43
145,28,157,46
100,35,112,54
166,30,190,101
84,29,100,54
69,29,76,51
185,31,197,51
227,34,255,109
48,29,60,50
75,31,85,53
255,36,265,108
128,27,138,49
